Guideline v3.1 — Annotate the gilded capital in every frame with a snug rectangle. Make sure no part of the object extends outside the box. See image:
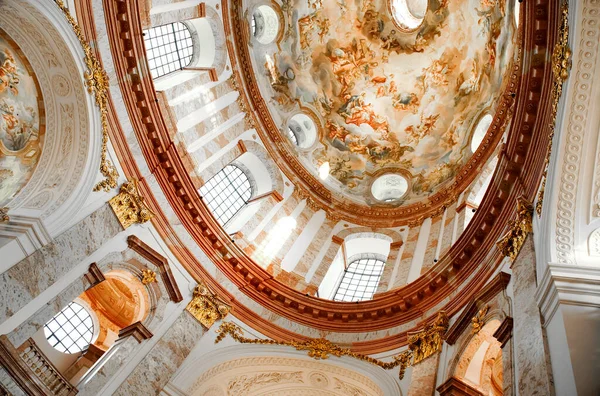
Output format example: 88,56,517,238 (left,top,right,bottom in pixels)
496,196,533,261
186,280,231,329
109,179,155,229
